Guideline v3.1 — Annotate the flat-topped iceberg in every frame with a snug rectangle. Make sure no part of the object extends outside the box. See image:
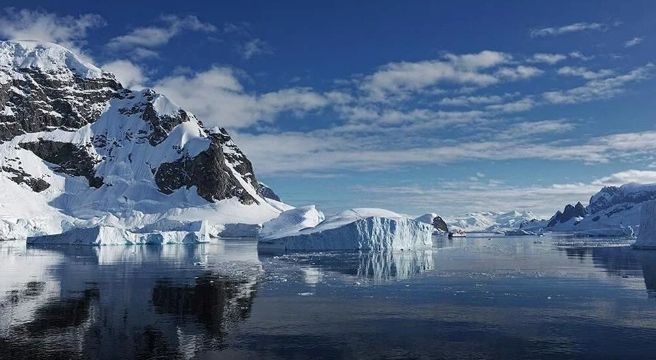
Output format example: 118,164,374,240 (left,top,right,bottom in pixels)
258,207,433,252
